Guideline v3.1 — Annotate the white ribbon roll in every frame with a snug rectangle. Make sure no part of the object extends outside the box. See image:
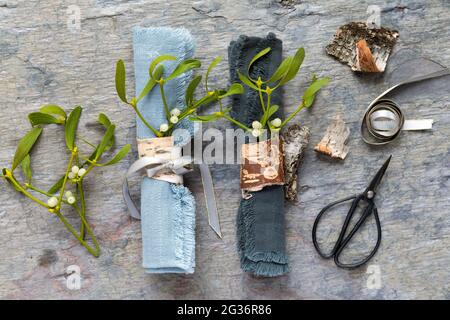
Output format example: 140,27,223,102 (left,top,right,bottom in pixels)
361,67,449,145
